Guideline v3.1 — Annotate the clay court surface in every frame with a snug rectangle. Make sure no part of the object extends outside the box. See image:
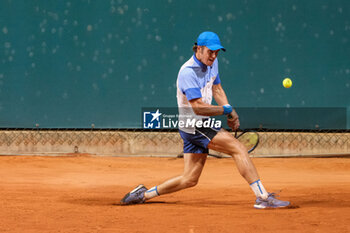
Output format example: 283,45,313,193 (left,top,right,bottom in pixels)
0,155,349,233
